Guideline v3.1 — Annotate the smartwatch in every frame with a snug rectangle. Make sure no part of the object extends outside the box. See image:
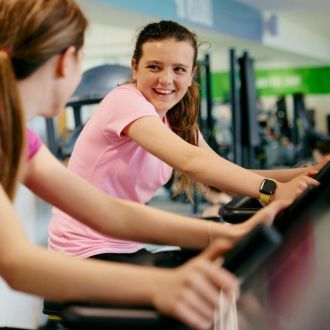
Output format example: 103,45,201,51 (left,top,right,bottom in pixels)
259,179,277,204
